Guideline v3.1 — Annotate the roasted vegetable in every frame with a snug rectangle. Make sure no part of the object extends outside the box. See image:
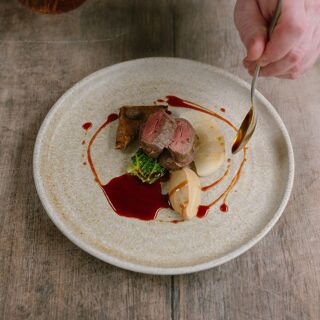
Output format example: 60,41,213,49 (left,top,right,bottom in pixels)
180,111,225,176
127,149,167,184
168,167,201,220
